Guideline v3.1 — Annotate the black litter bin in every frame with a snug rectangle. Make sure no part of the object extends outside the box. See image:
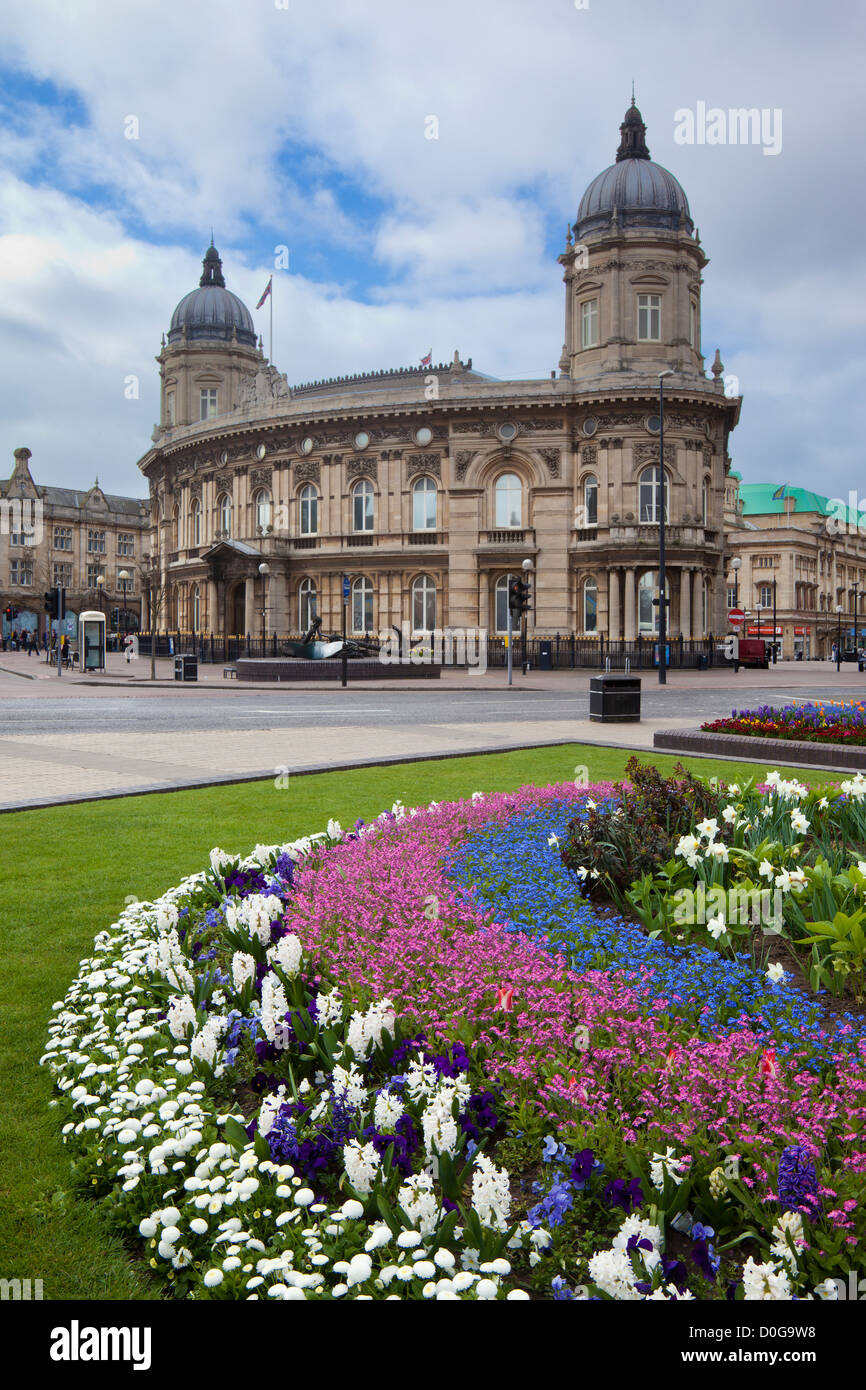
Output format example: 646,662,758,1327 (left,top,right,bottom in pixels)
538,640,552,671
589,674,641,722
174,654,198,682
698,654,708,671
